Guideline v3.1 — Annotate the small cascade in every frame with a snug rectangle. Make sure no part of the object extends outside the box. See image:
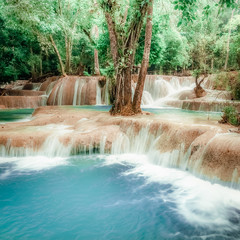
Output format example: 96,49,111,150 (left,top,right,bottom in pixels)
110,123,240,189
72,78,86,106
111,123,159,155
57,80,65,106
96,82,102,105
47,76,107,106
104,80,110,105
141,75,195,106
170,76,181,89
32,83,42,91
0,125,73,158
45,81,57,96
142,91,154,105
